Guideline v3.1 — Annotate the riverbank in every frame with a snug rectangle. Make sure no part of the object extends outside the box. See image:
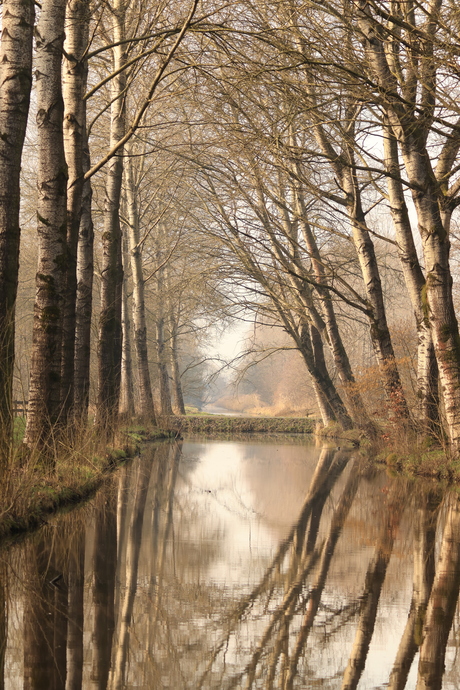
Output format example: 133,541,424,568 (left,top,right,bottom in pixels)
0,414,456,545
0,426,173,544
166,414,315,434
